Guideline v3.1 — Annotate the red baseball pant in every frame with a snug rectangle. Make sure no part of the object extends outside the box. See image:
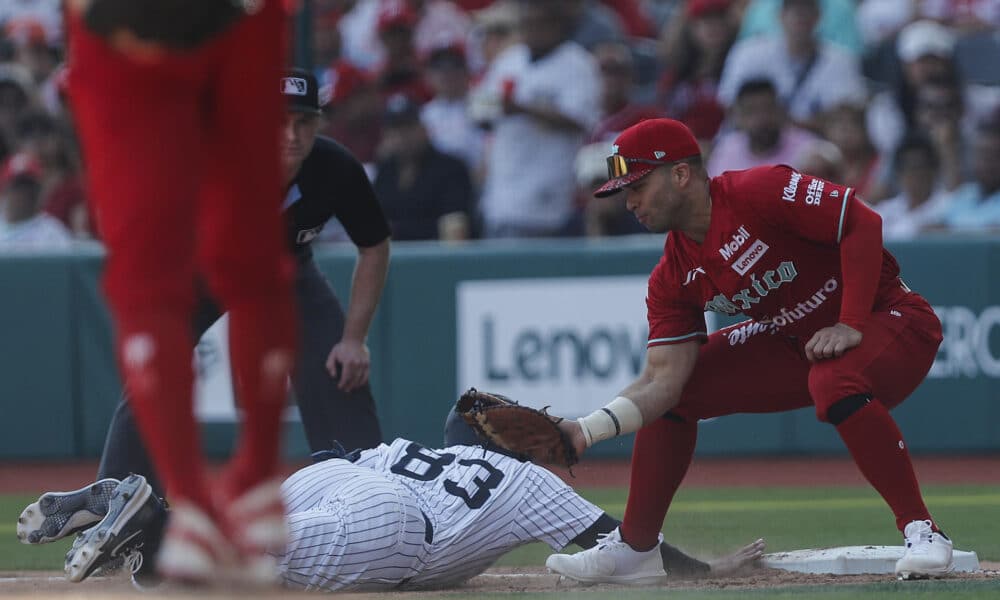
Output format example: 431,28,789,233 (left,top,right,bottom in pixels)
67,0,297,509
621,294,944,549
